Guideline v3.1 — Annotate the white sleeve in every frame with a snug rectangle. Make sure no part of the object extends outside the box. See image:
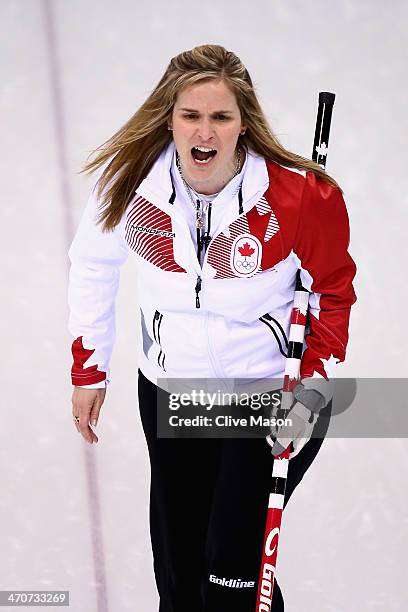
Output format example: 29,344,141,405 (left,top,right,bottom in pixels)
68,178,129,387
